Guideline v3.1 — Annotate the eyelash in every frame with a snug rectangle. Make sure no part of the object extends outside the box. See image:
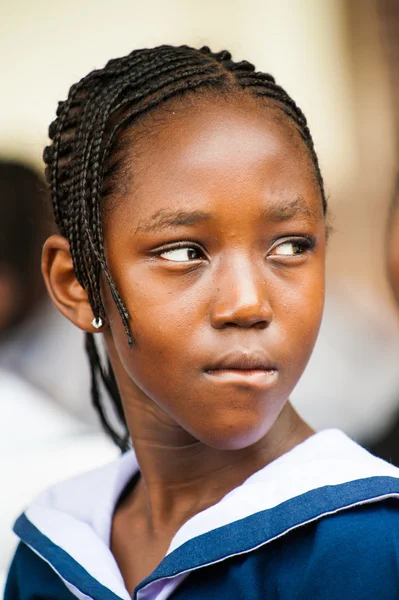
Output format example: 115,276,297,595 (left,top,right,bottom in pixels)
269,235,316,257
153,240,206,259
152,236,316,262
